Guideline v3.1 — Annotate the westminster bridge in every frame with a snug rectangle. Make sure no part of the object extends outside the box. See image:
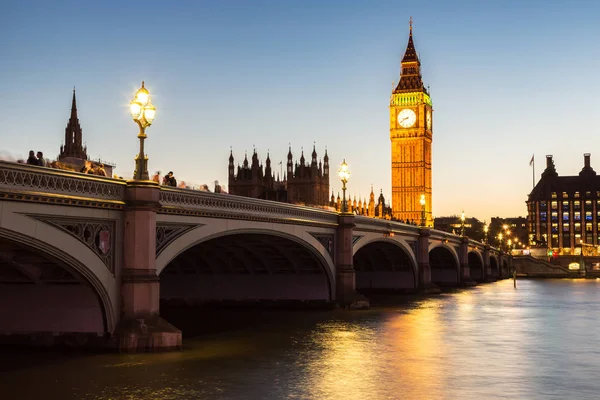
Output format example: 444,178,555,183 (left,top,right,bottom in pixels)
0,161,509,351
